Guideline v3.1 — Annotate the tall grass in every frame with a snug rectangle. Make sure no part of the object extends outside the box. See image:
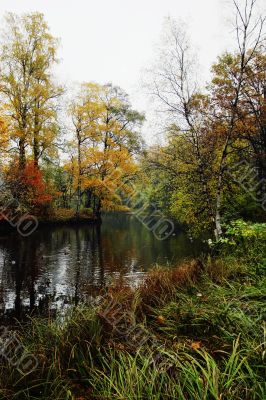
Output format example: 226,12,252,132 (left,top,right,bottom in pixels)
88,338,265,400
0,257,265,399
